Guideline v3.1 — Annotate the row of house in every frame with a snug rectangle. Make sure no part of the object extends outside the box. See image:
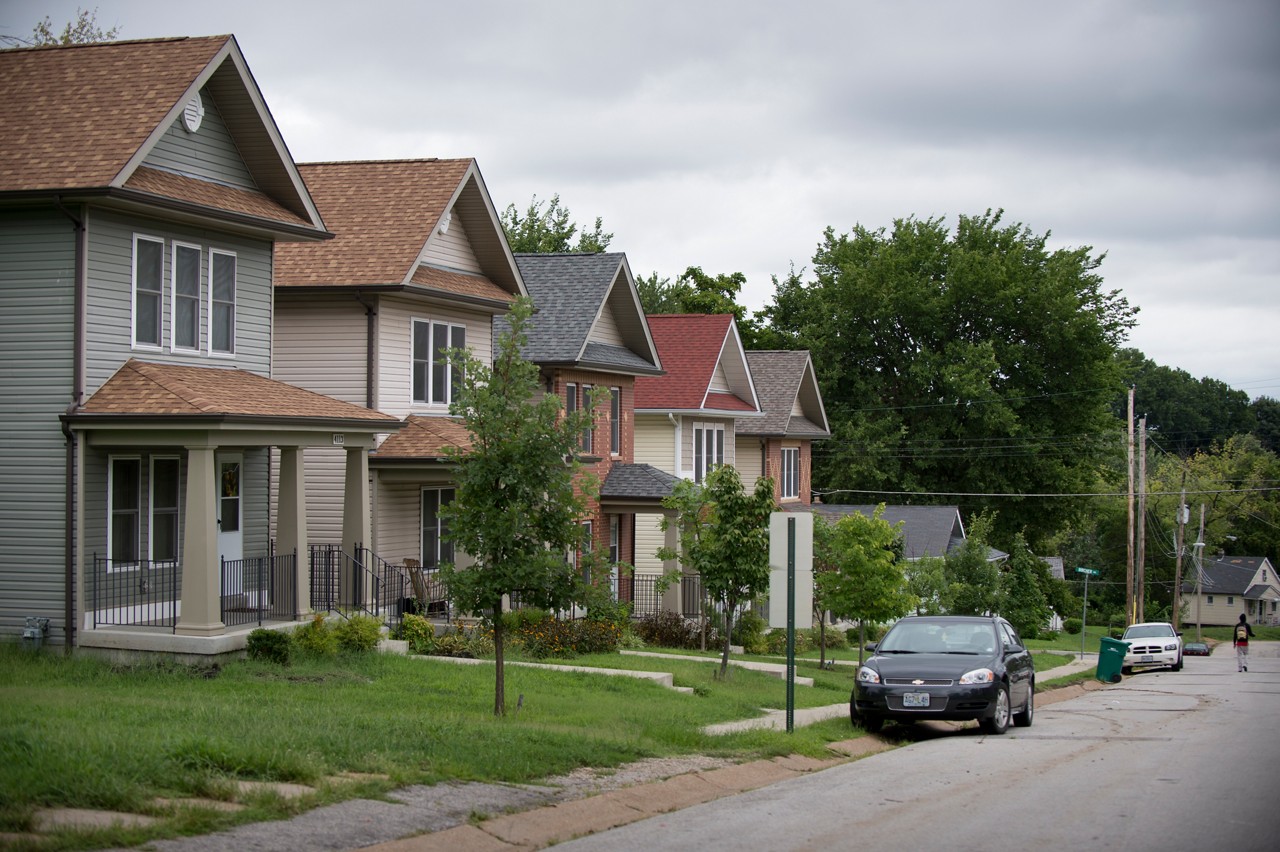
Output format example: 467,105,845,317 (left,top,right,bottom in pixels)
0,34,832,656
